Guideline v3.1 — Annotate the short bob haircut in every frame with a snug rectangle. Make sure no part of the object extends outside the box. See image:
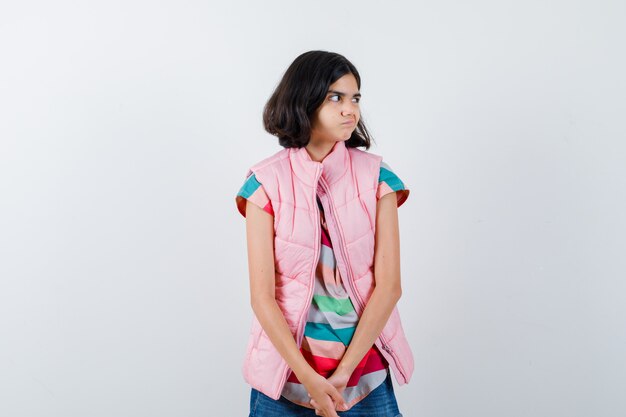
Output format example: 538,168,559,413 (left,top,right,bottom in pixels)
263,50,374,150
